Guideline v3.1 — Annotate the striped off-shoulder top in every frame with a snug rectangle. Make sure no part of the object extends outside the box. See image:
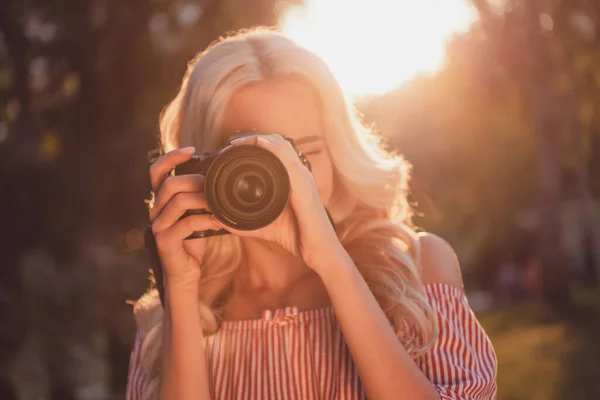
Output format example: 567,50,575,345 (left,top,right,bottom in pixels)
127,283,497,399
